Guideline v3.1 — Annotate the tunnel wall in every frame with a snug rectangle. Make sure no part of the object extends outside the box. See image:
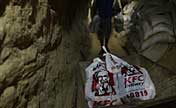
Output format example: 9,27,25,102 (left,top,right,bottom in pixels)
0,0,89,108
